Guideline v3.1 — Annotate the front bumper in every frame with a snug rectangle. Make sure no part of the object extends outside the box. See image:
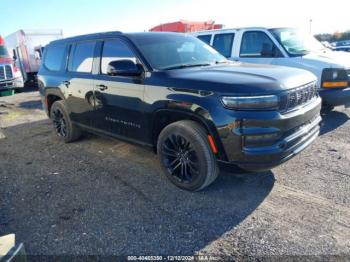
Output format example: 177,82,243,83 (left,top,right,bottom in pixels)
217,97,322,171
0,77,24,90
319,87,350,106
